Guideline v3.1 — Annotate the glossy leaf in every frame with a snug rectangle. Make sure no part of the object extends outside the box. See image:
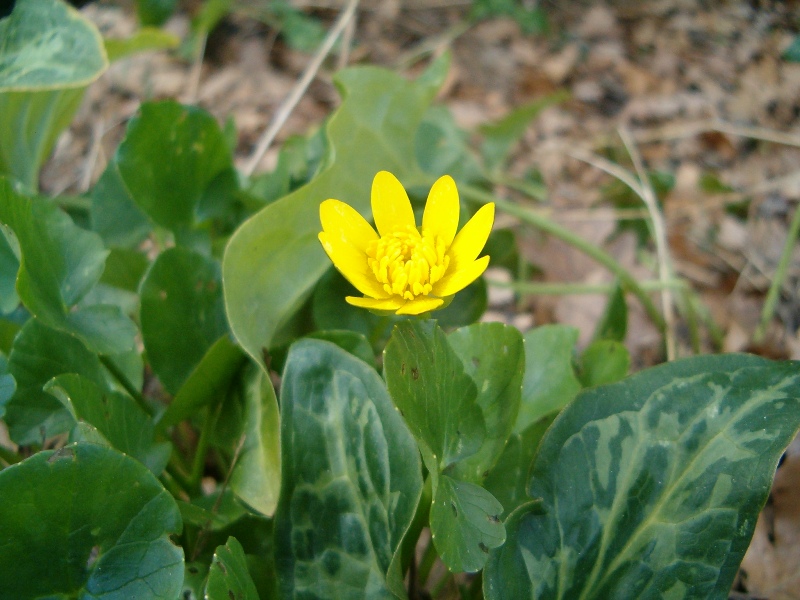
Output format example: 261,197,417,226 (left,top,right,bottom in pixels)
158,335,246,430
484,354,800,600
435,277,488,329
276,339,422,599
229,363,281,517
90,159,152,248
384,319,485,473
483,415,554,519
447,322,524,482
0,351,15,419
515,325,581,433
205,537,259,600
5,318,111,444
430,474,505,573
0,0,107,188
0,228,19,313
140,246,228,394
0,179,137,354
307,329,375,368
46,373,171,474
578,339,630,388
415,105,482,184
115,100,237,232
223,56,449,361
0,443,183,599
